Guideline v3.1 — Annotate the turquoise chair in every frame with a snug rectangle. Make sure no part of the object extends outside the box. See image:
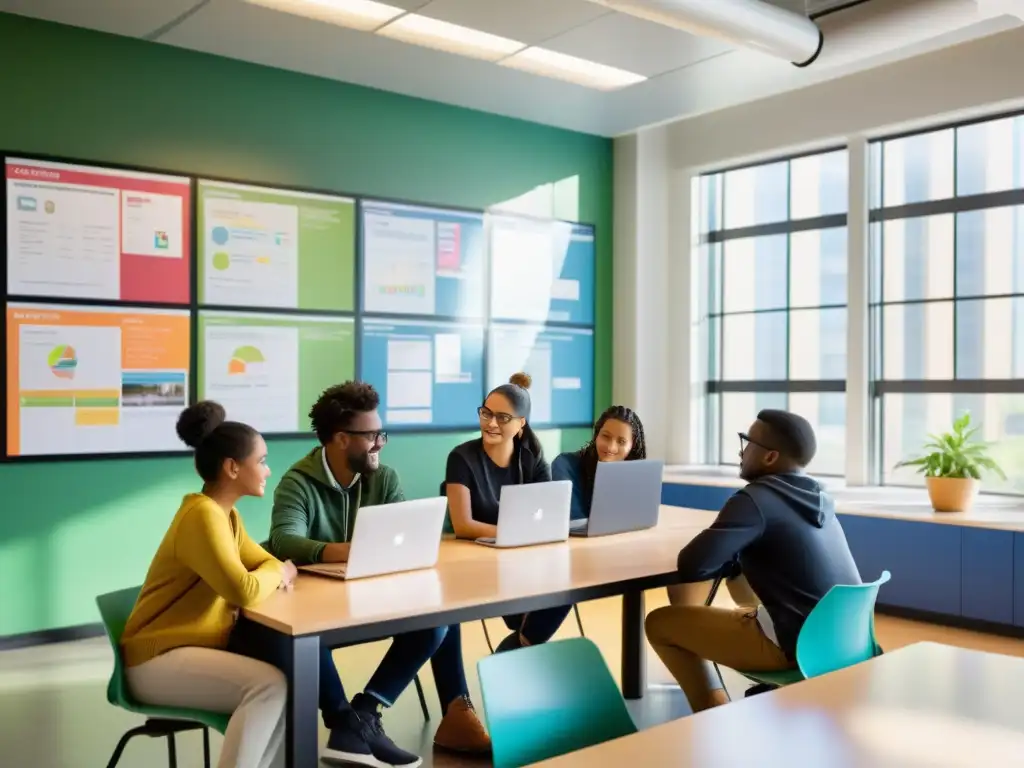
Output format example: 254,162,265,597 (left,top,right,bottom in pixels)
96,587,229,768
713,570,891,691
477,637,637,768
